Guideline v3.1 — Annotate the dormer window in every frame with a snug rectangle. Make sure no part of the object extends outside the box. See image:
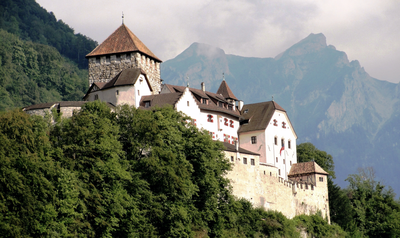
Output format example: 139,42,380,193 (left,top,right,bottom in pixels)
244,109,249,114
218,101,223,107
144,101,151,108
228,105,233,110
202,98,207,104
